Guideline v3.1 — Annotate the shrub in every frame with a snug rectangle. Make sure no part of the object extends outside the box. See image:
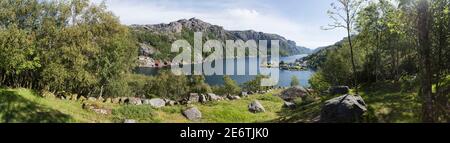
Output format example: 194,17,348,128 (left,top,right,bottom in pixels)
308,71,330,92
